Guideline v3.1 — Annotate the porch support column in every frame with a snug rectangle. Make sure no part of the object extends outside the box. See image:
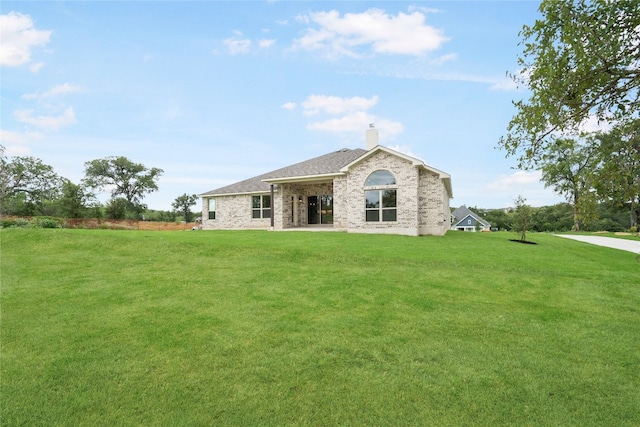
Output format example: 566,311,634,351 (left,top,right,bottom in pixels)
270,184,275,228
